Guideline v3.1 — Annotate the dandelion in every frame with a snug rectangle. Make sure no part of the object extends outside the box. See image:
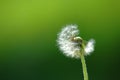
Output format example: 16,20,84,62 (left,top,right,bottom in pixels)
57,24,95,80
